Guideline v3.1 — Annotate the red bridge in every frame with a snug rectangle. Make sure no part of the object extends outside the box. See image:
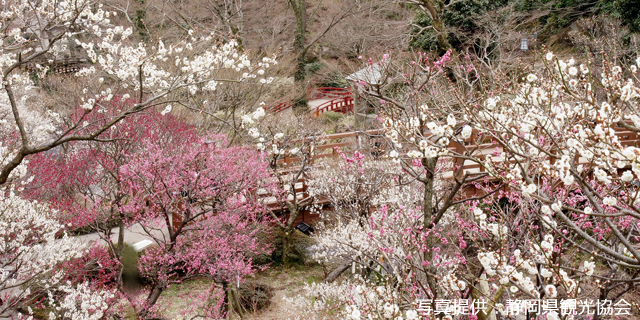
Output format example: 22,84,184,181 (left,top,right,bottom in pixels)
265,87,355,117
